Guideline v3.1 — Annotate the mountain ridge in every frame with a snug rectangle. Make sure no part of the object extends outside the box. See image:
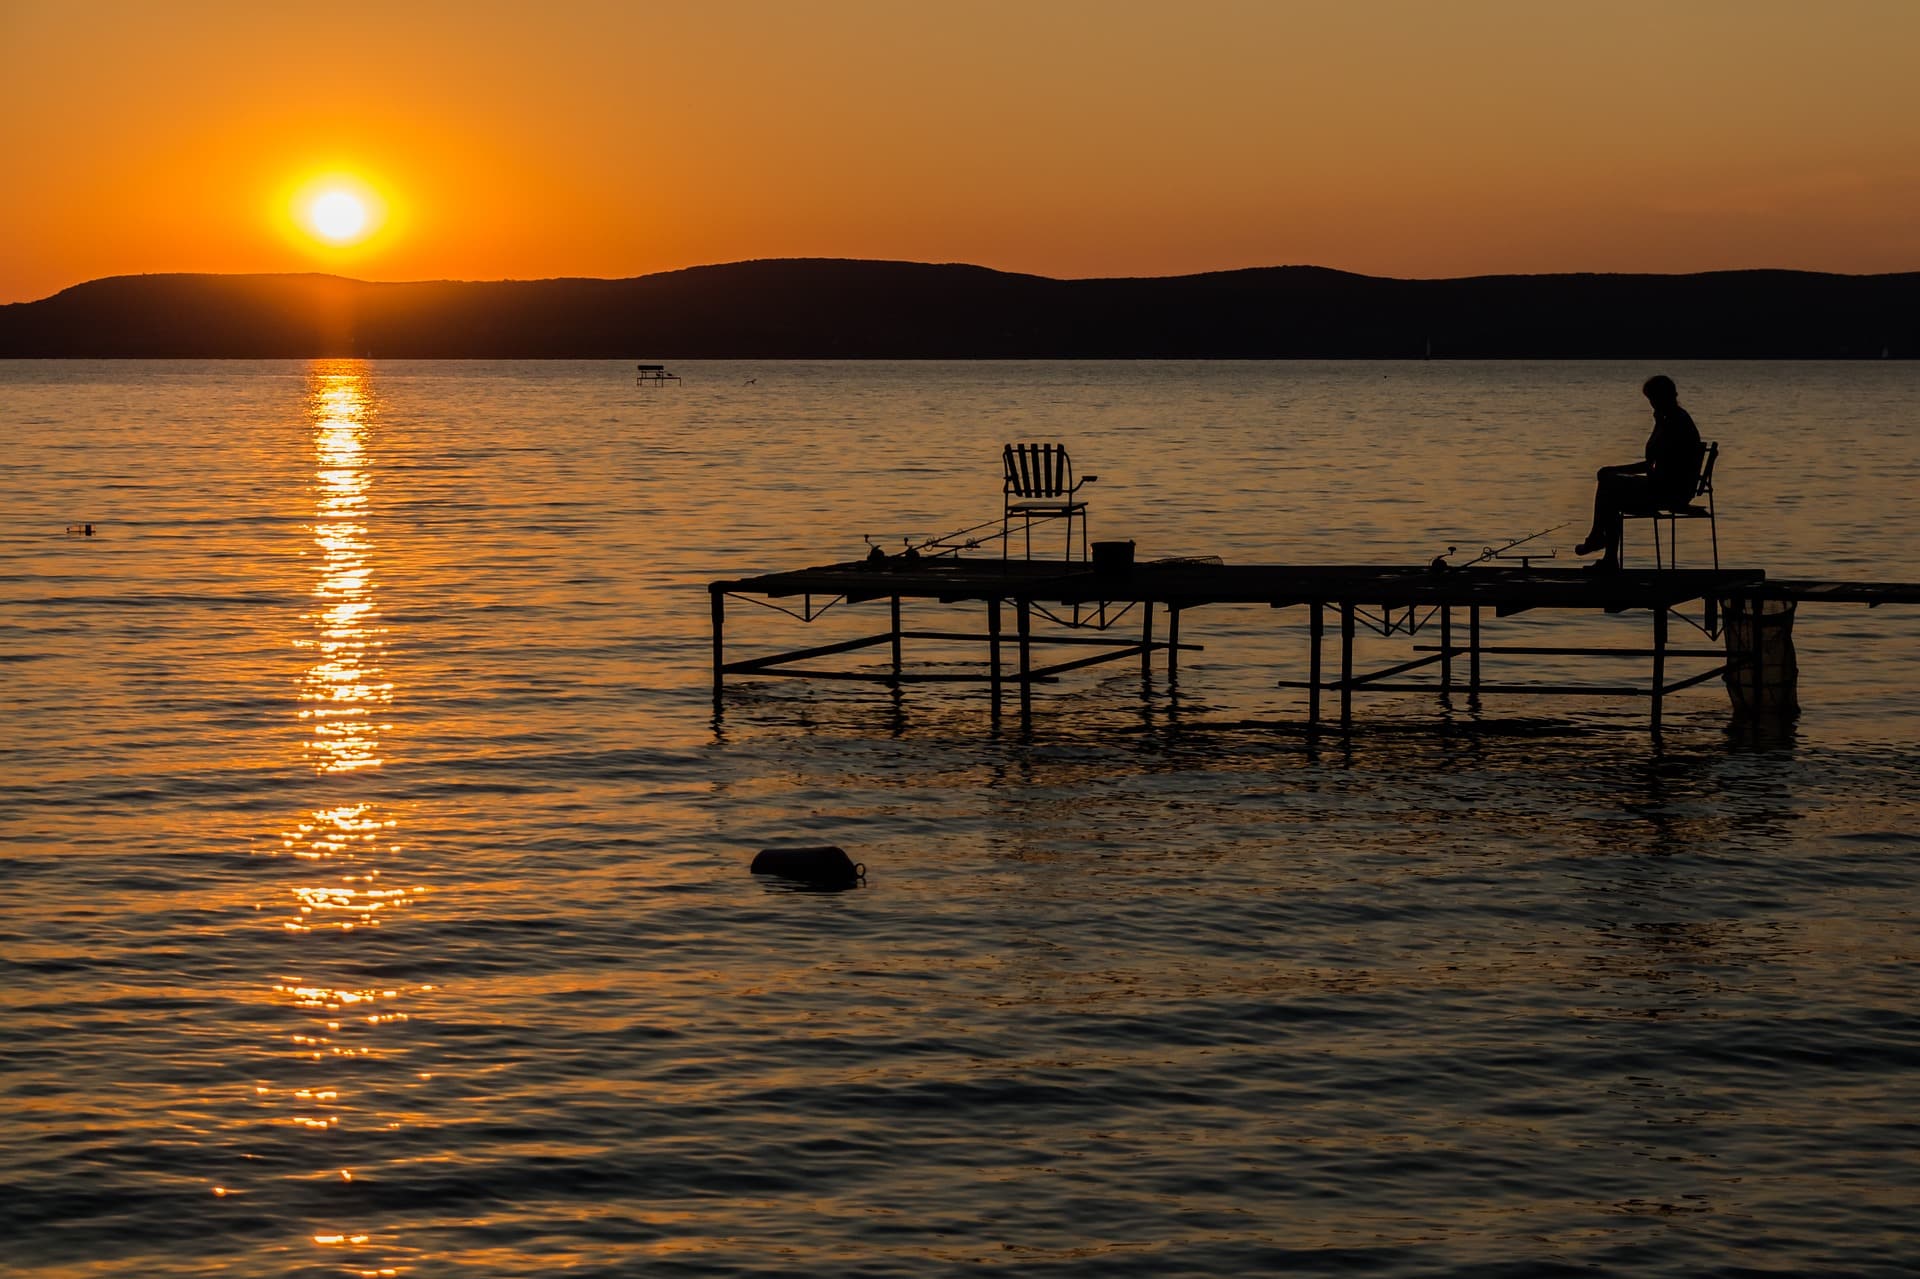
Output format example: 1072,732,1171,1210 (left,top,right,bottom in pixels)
2,258,1913,357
